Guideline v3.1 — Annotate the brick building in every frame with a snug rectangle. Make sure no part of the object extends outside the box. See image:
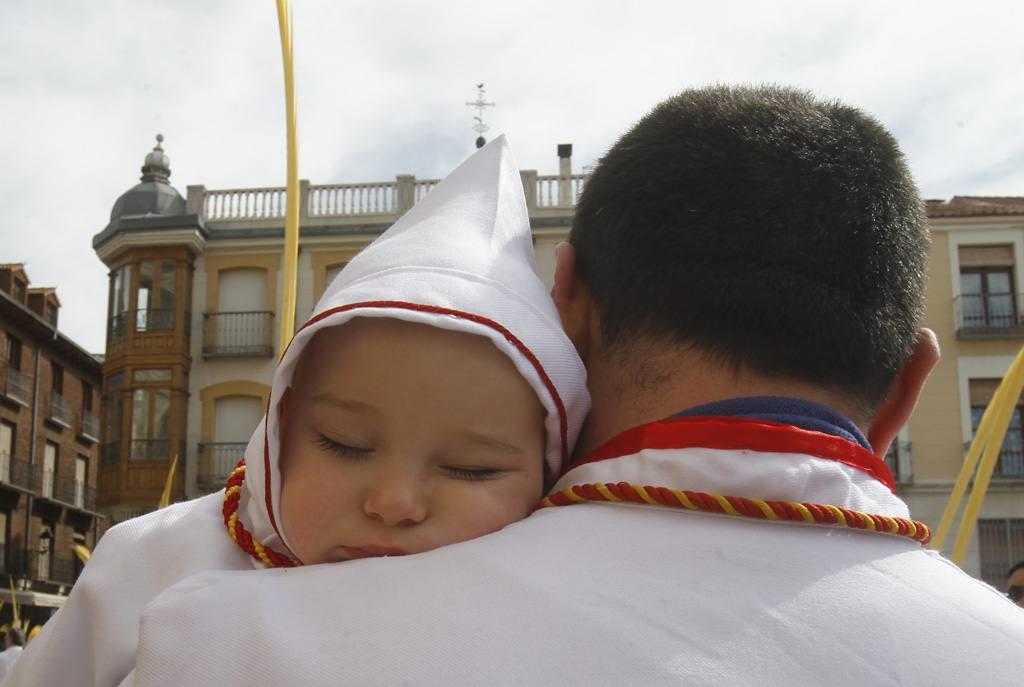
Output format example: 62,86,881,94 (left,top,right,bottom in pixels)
0,264,103,627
